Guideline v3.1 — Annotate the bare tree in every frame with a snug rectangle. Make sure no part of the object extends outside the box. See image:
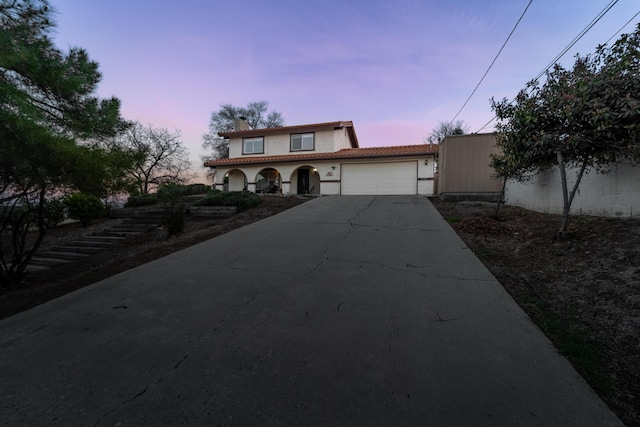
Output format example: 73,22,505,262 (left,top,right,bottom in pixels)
426,120,469,144
202,101,284,161
123,123,194,194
